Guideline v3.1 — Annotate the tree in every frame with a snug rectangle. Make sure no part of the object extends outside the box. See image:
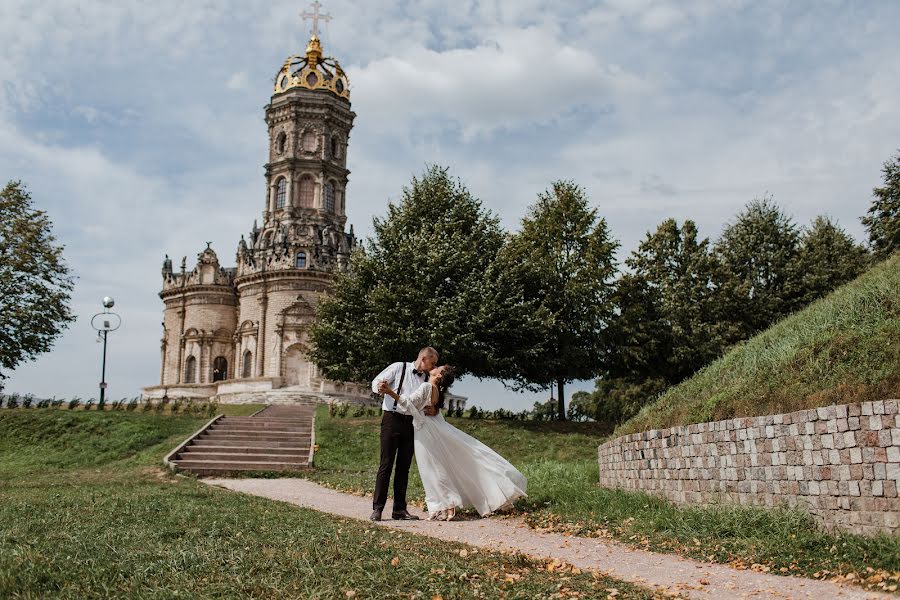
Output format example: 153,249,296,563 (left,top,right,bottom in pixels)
310,166,547,384
605,219,728,386
501,181,619,420
796,216,869,304
861,150,900,260
0,181,75,389
713,196,803,340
